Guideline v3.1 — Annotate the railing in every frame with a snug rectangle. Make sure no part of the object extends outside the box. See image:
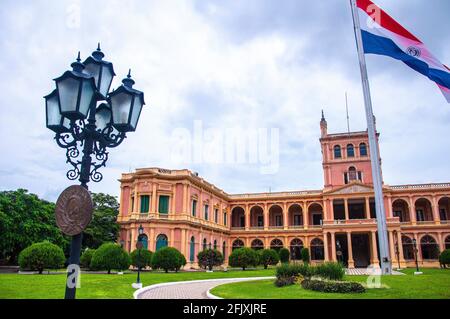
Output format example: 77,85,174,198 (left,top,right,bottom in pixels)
250,226,264,230
230,226,245,231
268,225,284,230
390,183,450,190
229,190,322,199
288,225,305,229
